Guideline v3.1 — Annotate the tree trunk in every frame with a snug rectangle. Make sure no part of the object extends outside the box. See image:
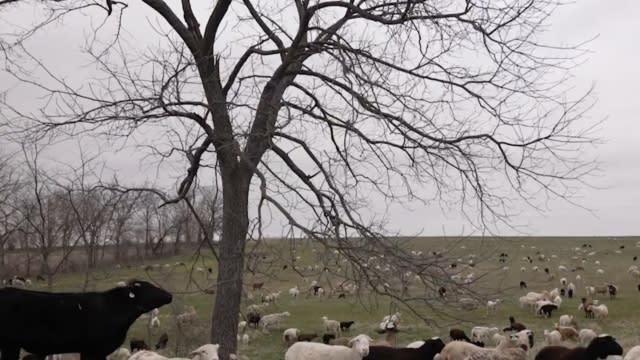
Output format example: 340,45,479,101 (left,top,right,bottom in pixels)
210,168,250,360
